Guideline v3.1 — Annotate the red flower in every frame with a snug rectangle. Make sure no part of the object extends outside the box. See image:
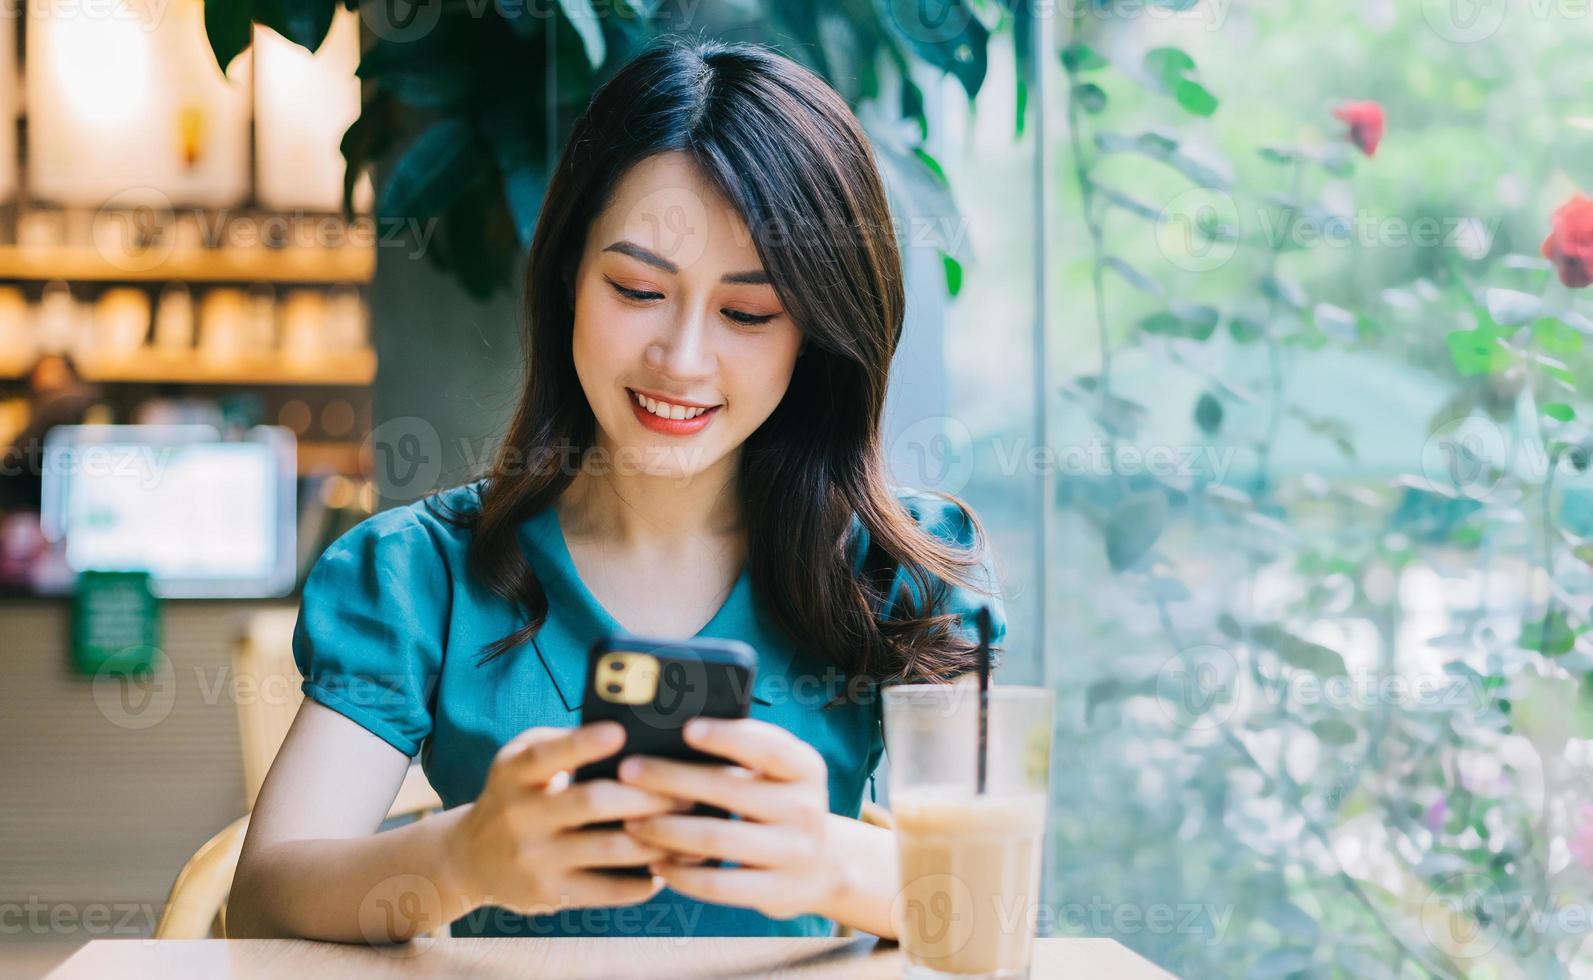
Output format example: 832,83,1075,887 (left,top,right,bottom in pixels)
1541,195,1593,289
1333,101,1384,158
